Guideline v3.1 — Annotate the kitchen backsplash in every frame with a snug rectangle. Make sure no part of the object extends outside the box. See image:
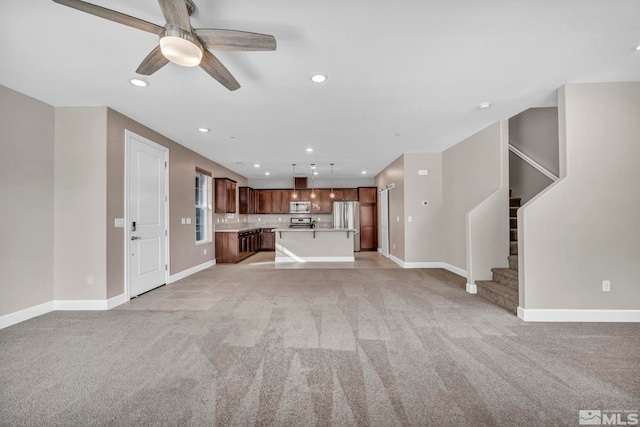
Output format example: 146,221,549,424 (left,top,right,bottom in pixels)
215,213,333,230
